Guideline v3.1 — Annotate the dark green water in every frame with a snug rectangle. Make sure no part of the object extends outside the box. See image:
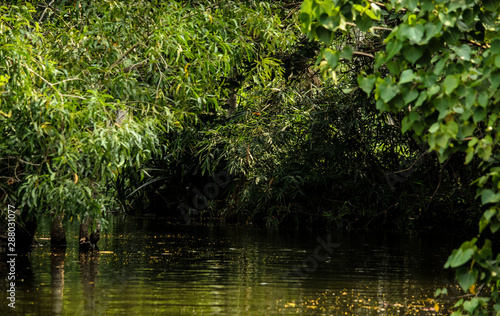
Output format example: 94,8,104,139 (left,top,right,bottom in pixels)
1,217,465,315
